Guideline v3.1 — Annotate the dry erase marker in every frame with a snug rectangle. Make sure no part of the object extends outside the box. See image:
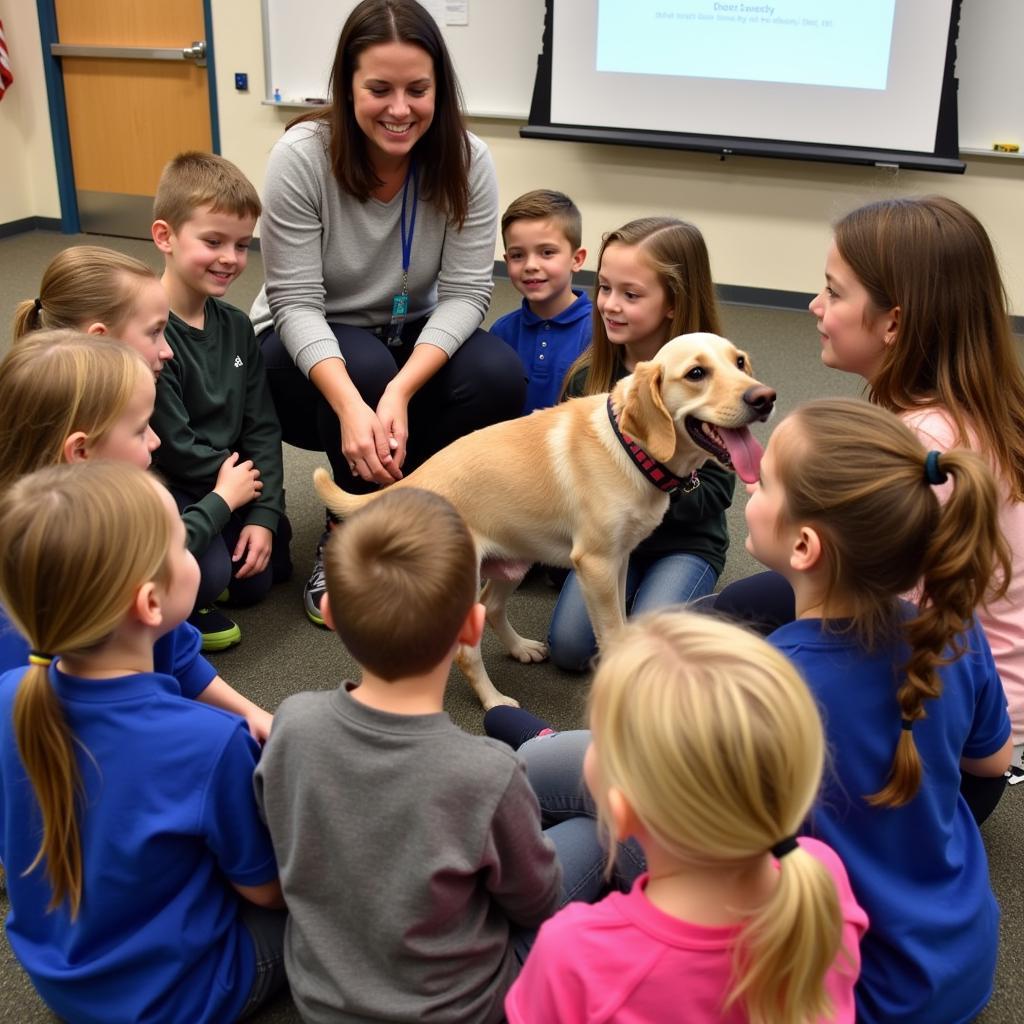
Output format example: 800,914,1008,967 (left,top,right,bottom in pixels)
304,97,328,105
993,142,1020,153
